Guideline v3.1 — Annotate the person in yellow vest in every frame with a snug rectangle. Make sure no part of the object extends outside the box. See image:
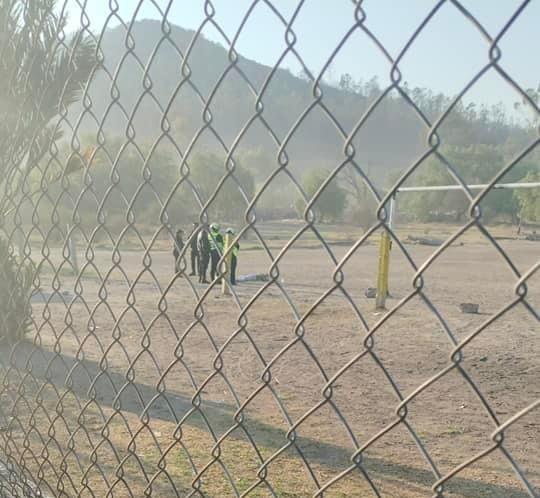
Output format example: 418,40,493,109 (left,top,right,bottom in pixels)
208,223,224,281
226,228,239,285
